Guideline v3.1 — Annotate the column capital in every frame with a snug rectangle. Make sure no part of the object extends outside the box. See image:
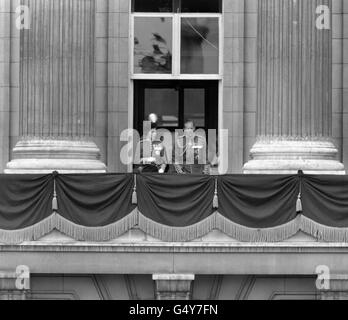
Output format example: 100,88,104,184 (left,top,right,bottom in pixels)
153,274,195,300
